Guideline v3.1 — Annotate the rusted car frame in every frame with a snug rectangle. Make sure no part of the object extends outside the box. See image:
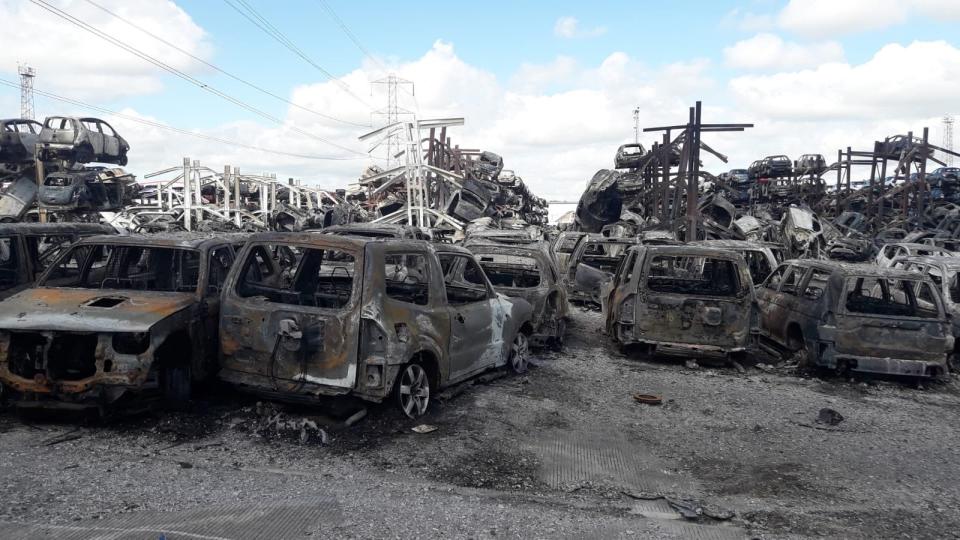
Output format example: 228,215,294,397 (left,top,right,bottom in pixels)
691,240,778,285
604,245,758,361
756,260,953,378
0,233,247,410
218,233,534,418
466,242,568,349
0,222,116,301
37,116,130,165
565,234,637,305
0,119,43,163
